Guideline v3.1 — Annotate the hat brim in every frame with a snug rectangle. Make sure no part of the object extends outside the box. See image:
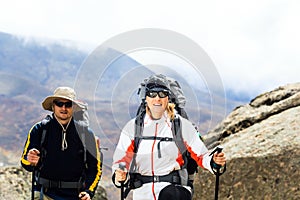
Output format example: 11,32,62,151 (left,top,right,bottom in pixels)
42,95,82,111
147,87,169,92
